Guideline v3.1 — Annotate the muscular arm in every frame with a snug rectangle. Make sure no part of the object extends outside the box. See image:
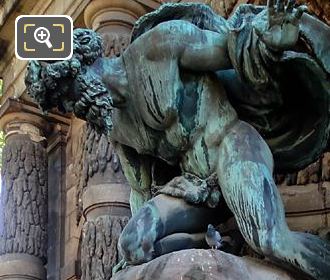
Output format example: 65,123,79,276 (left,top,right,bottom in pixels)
115,144,153,215
145,20,231,71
